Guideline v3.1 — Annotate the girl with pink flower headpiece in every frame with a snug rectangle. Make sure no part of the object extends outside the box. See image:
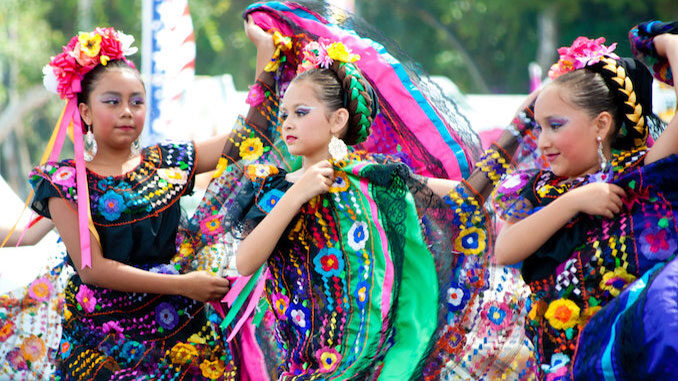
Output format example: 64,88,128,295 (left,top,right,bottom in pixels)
493,27,678,379
15,25,290,380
